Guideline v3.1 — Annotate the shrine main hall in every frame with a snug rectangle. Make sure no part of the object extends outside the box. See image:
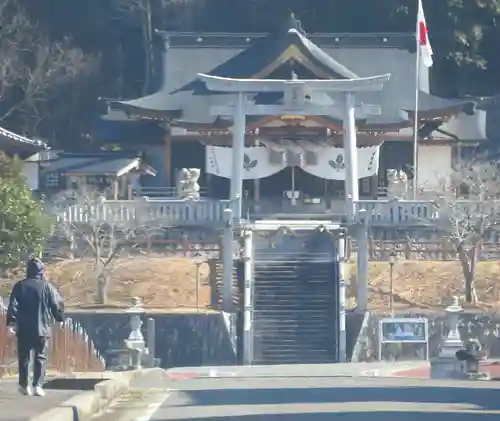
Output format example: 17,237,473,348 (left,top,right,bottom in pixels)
97,16,492,215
